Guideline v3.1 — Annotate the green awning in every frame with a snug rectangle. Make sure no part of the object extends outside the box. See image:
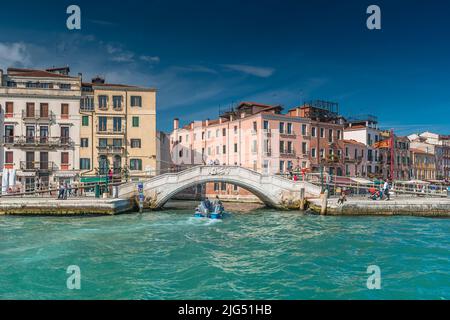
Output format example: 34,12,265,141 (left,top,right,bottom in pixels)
80,176,108,183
